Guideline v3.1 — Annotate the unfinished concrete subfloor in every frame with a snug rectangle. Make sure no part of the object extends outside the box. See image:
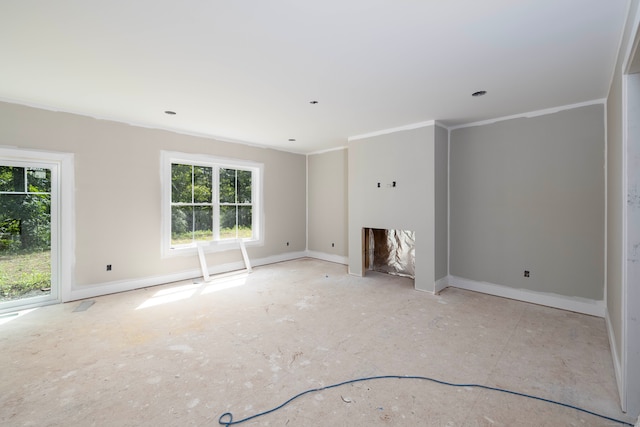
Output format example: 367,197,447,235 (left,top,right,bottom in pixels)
0,258,632,426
